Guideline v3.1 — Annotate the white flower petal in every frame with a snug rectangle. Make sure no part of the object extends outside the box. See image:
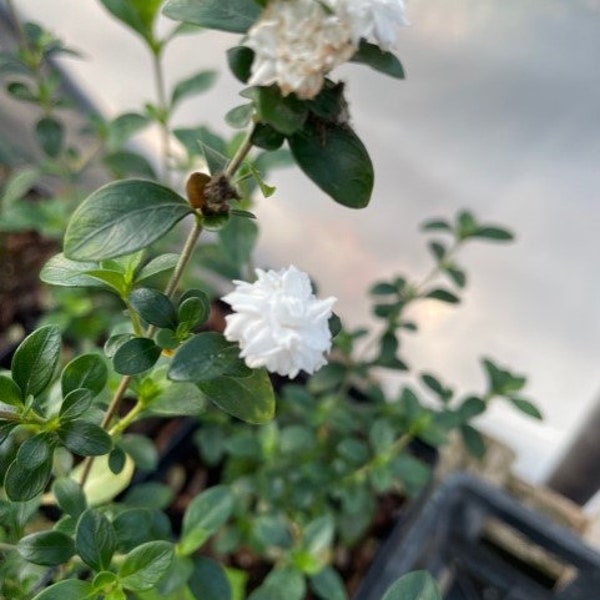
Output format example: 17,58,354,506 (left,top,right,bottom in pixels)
222,265,337,378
